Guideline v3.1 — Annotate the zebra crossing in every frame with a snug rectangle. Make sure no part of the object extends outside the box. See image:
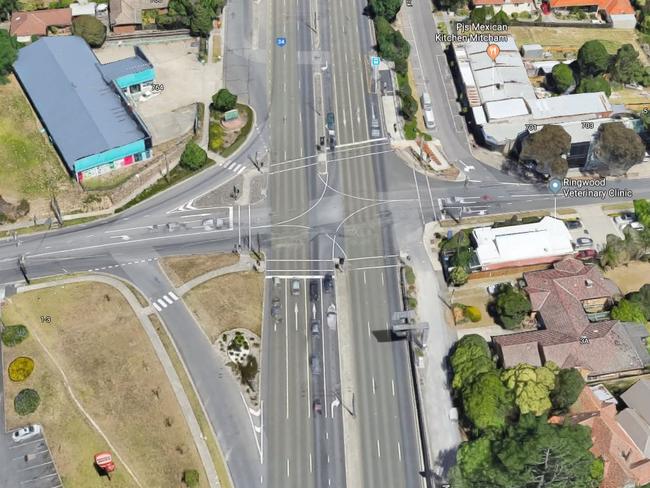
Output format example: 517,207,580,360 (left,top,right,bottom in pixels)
219,160,247,175
152,291,180,311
